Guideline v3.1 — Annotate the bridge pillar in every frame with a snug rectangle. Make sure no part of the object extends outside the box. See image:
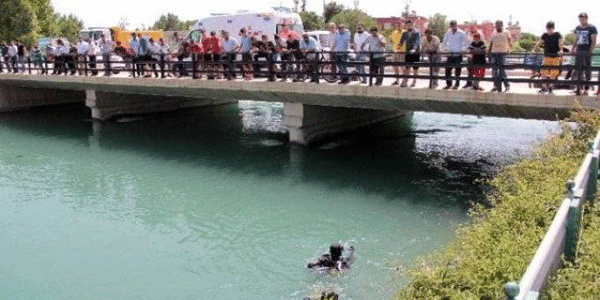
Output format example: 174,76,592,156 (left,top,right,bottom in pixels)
85,89,236,121
282,103,409,145
0,83,84,112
